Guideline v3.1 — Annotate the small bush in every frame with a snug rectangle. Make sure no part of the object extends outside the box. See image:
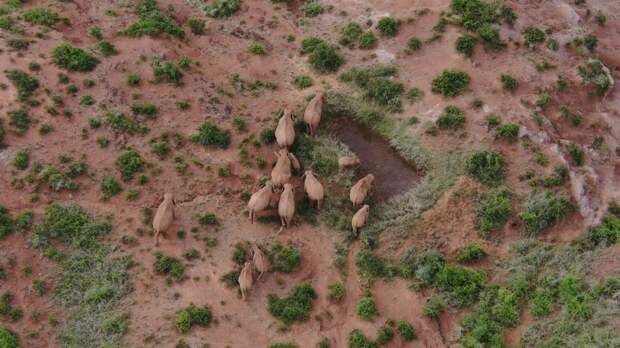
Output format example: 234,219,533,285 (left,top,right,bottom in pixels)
308,42,344,73
536,93,551,111
12,150,29,170
270,244,301,273
566,143,584,166
528,289,553,317
269,343,298,348
456,244,487,264
422,295,445,320
436,105,465,130
0,206,13,239
500,74,518,92
377,17,399,37
519,190,570,235
356,296,378,321
248,42,267,55
152,60,183,85
0,326,19,348
455,34,476,56
116,148,145,181
327,282,345,302
577,59,611,96
478,25,505,50
127,73,141,86
268,282,316,324
407,37,422,51
359,32,377,49
96,39,117,56
101,175,122,199
9,109,30,135
175,304,212,333
396,320,417,341
431,69,470,97
496,123,519,142
292,75,313,89
51,44,99,72
348,329,377,348
465,150,505,186
190,121,231,149
523,26,545,48
476,187,512,237
399,248,446,287
123,0,185,38
188,17,206,35
5,69,39,100
376,325,394,345
205,0,240,18
303,1,324,17
339,22,362,47
154,252,185,282
436,265,487,307
22,7,61,26
583,34,597,53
